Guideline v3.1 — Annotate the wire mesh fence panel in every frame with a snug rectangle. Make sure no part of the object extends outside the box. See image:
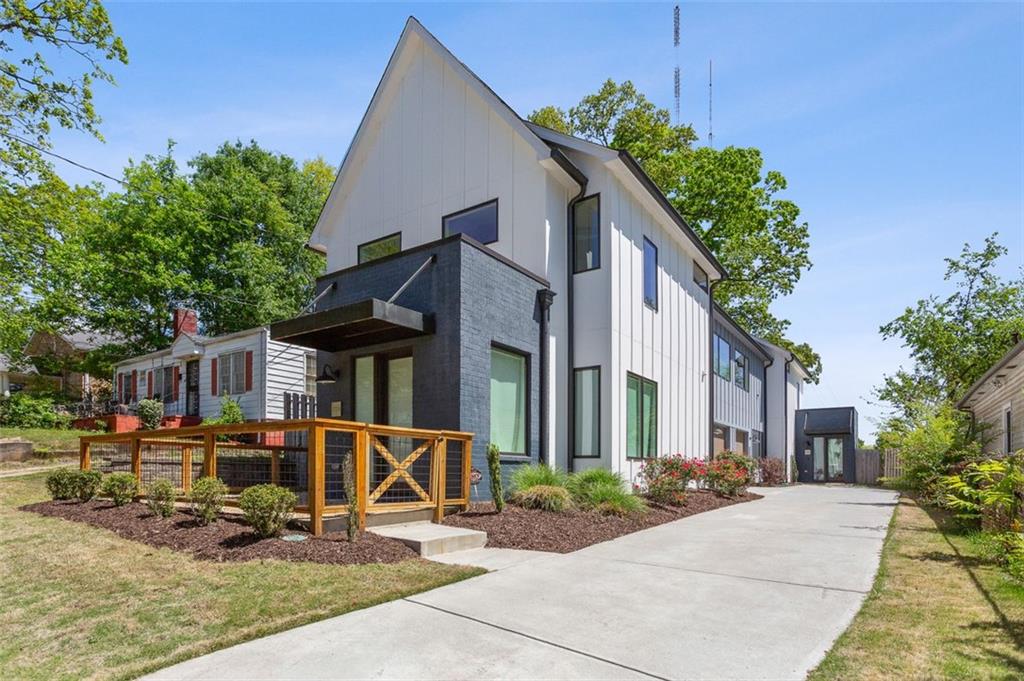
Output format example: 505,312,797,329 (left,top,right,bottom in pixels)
215,444,273,491
139,440,185,489
369,434,434,505
91,441,131,474
445,439,465,500
324,430,354,506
